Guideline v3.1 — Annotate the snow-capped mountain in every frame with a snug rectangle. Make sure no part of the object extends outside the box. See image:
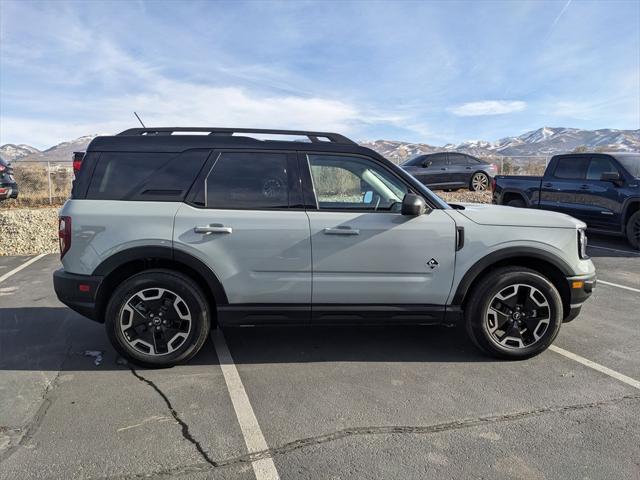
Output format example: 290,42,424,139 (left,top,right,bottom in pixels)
2,128,638,165
1,135,99,163
362,127,639,163
0,144,41,162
